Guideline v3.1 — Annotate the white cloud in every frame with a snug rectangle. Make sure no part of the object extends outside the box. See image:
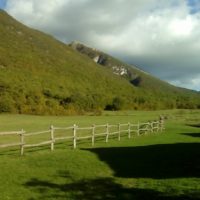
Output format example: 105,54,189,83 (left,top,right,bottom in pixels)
5,0,200,91
170,74,200,91
169,17,194,37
